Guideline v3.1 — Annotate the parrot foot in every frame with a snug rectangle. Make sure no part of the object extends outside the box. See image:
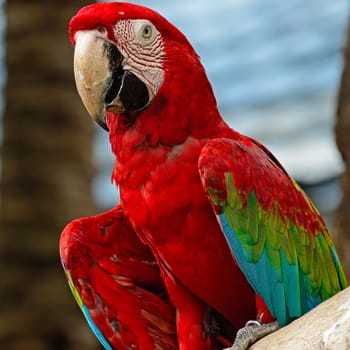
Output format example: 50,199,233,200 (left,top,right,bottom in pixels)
223,320,279,350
